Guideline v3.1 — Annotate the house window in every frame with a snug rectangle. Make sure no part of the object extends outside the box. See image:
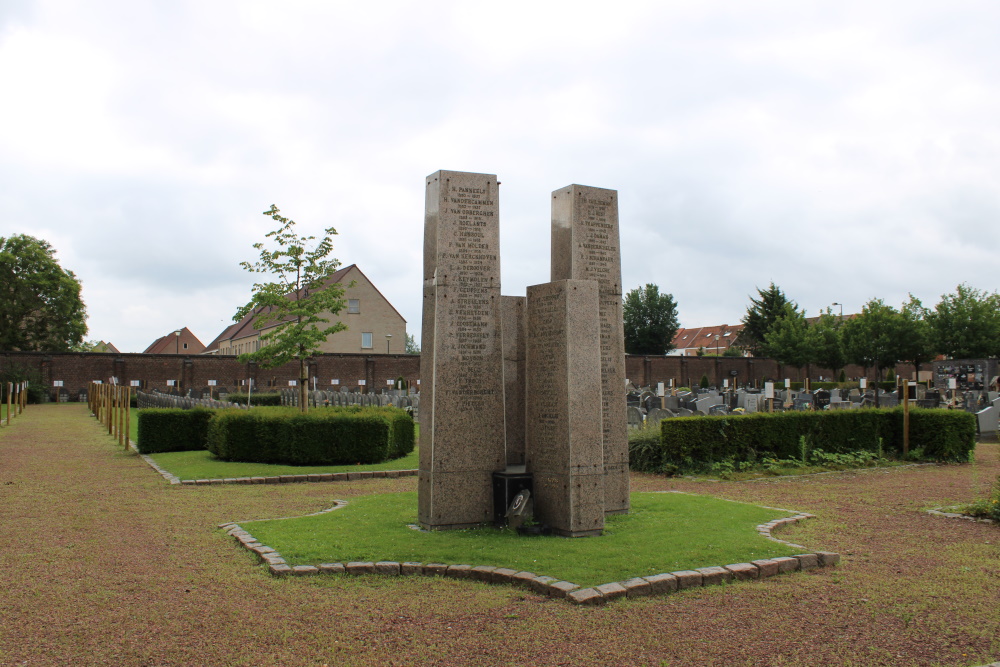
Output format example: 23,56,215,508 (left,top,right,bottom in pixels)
348,299,360,314
183,342,188,349
361,332,373,349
